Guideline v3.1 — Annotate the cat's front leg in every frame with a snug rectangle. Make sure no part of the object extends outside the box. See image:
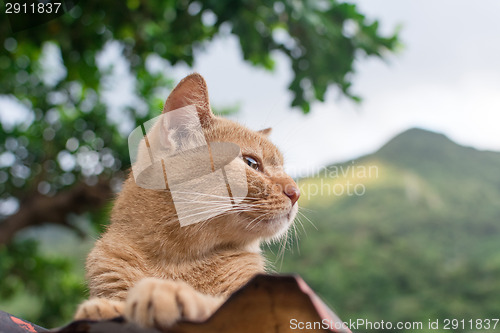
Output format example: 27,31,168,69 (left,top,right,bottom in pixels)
74,298,125,321
124,277,224,329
